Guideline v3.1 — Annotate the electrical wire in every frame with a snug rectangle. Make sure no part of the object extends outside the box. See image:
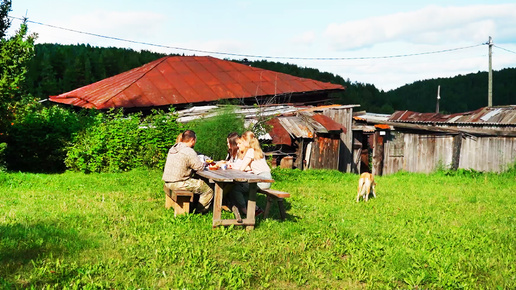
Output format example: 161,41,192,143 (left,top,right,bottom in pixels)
494,45,516,54
9,15,490,61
